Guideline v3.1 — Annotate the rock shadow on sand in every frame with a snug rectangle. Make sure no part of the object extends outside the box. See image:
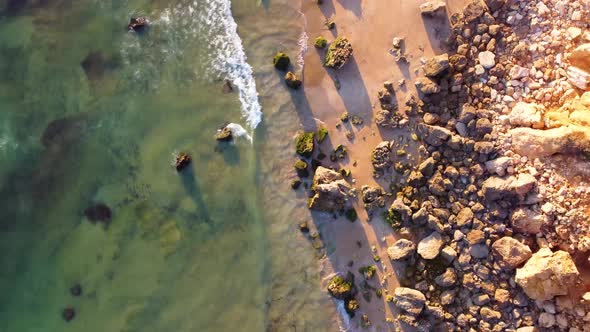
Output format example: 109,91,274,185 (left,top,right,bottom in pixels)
327,55,372,124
